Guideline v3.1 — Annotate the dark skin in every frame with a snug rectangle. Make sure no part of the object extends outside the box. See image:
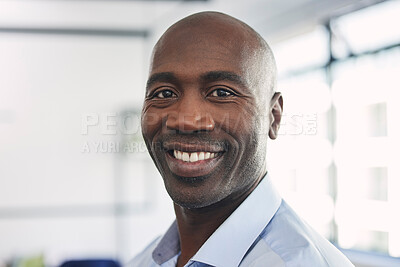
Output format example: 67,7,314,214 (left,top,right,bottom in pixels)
141,12,283,267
